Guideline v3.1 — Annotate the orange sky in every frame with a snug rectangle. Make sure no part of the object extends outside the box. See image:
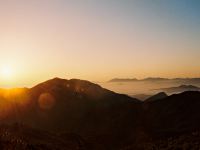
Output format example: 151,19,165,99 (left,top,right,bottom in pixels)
0,0,200,87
